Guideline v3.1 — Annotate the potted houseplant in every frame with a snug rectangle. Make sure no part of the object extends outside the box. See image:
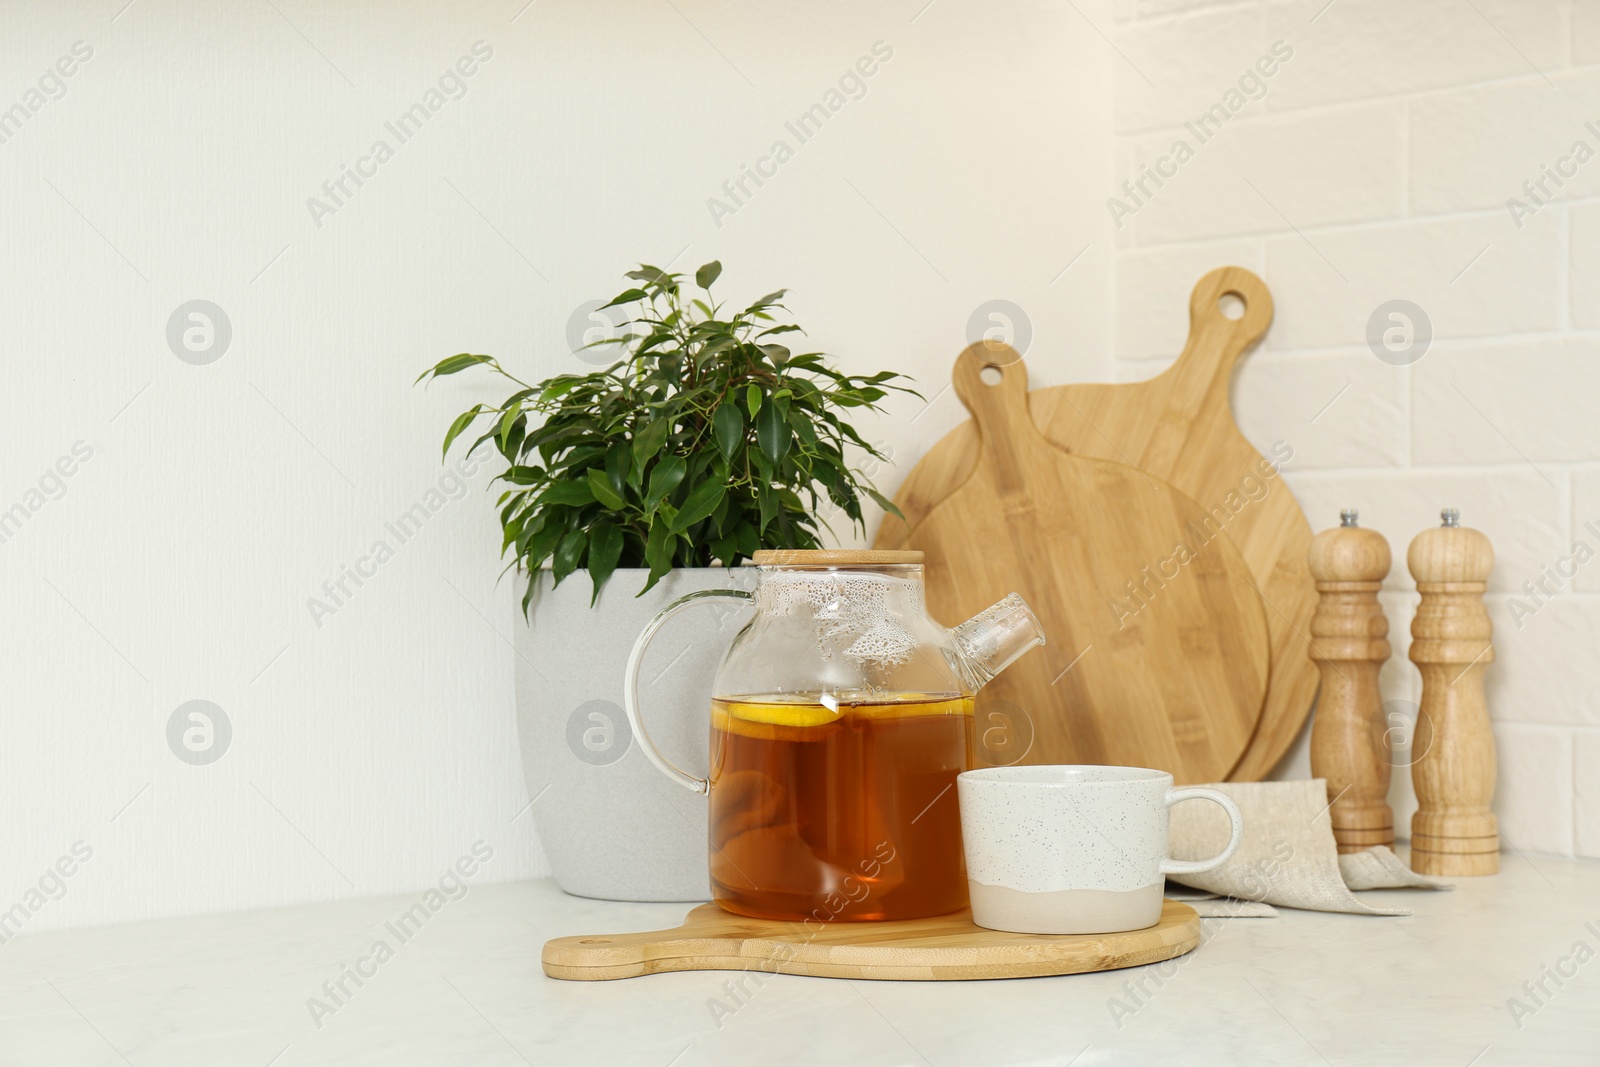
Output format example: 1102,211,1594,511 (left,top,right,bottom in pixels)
419,261,913,900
